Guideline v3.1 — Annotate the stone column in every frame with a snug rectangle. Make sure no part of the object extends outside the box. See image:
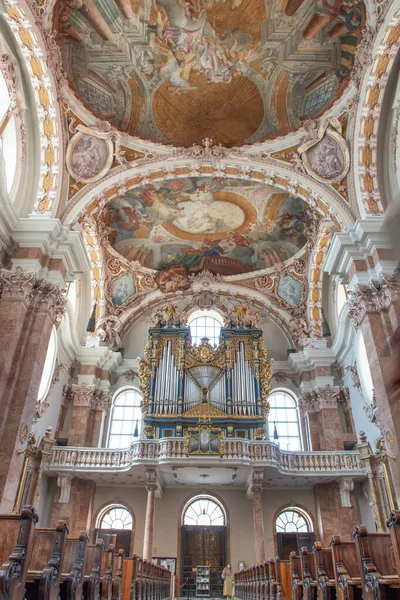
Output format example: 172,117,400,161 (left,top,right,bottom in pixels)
51,478,96,535
67,385,110,447
143,469,158,561
252,471,265,564
0,270,66,511
314,481,358,545
299,387,351,451
348,278,400,499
